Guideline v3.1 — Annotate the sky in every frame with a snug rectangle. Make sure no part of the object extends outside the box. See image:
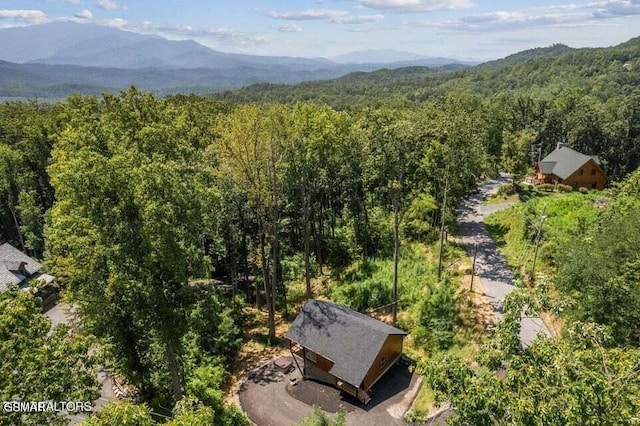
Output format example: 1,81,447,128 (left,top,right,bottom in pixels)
1,0,640,60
